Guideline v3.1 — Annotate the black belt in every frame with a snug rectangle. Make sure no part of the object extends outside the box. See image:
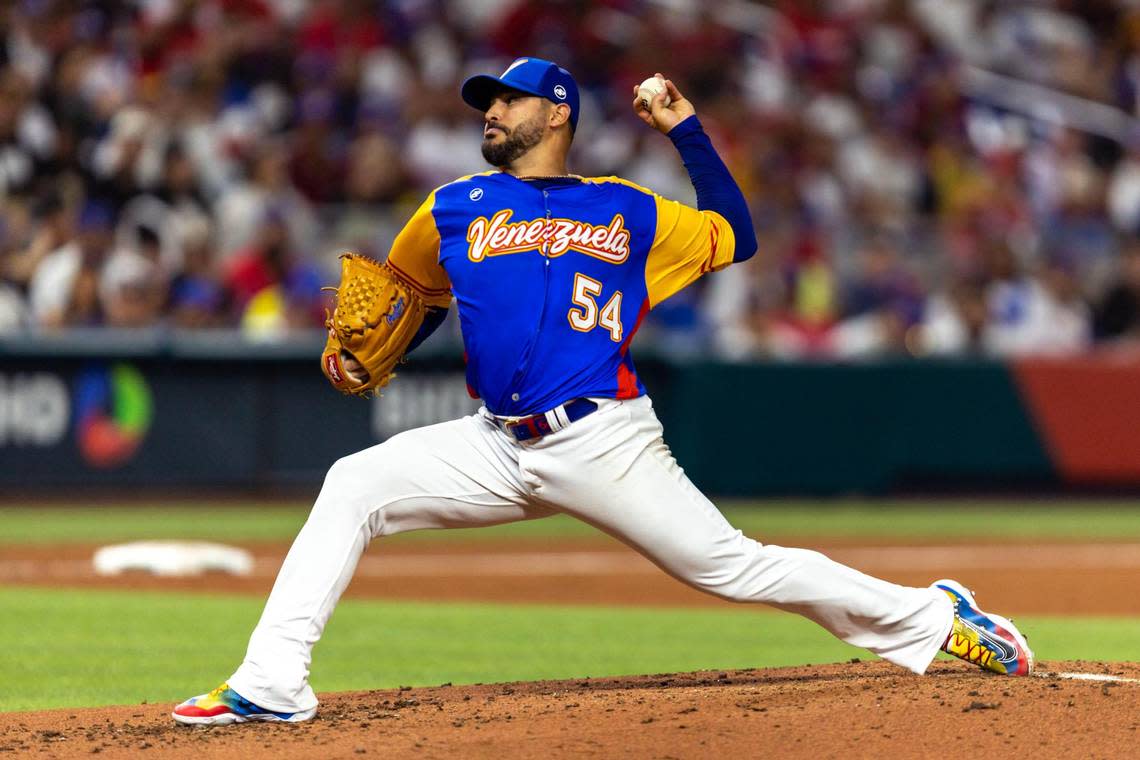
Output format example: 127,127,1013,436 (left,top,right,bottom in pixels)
499,398,599,441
